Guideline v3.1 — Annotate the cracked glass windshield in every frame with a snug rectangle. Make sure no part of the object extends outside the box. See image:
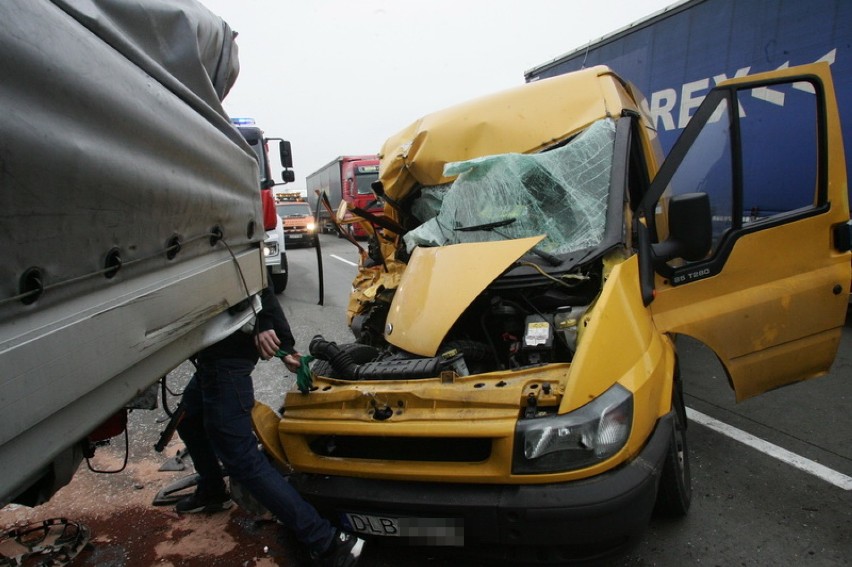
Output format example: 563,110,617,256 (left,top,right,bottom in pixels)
404,118,616,256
